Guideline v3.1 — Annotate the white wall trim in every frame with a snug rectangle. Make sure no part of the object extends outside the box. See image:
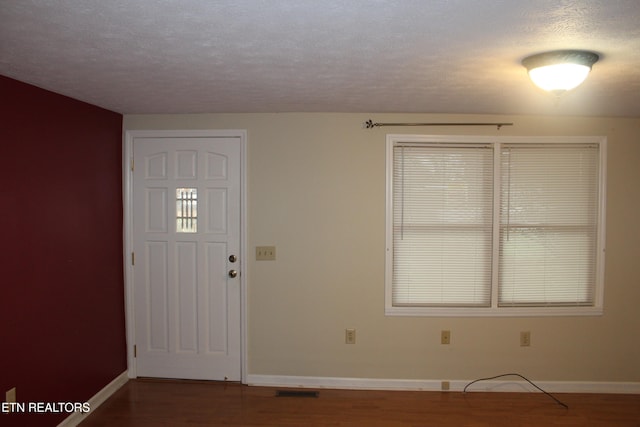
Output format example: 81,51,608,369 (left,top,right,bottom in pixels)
57,371,128,427
247,374,640,394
